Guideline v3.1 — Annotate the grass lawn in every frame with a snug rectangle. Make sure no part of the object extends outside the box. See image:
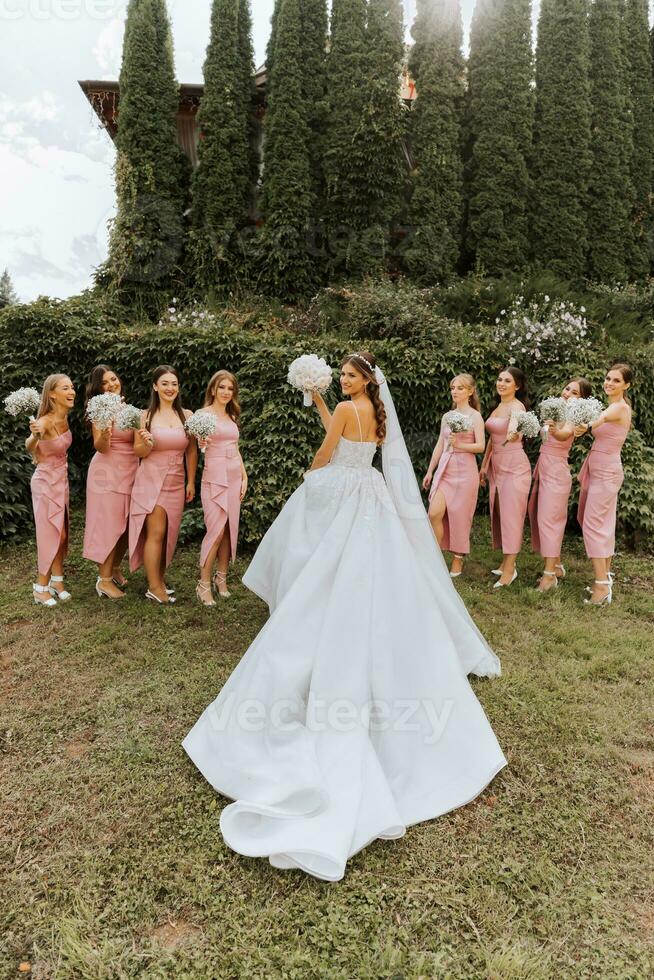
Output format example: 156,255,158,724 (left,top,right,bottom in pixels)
1,516,653,979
